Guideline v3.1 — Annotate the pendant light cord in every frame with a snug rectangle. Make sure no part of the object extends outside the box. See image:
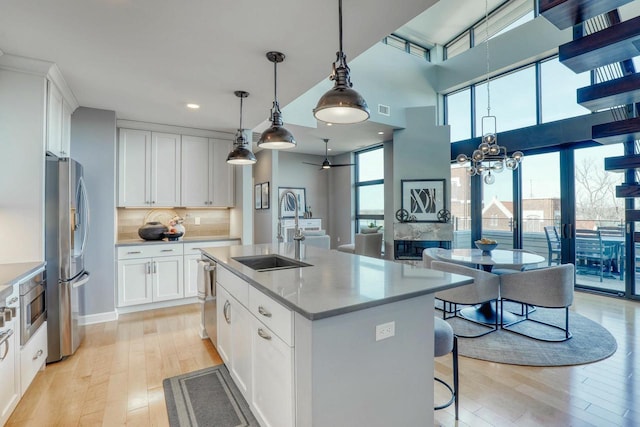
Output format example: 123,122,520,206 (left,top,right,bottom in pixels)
273,60,278,106
239,96,243,130
338,0,343,57
485,0,491,116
